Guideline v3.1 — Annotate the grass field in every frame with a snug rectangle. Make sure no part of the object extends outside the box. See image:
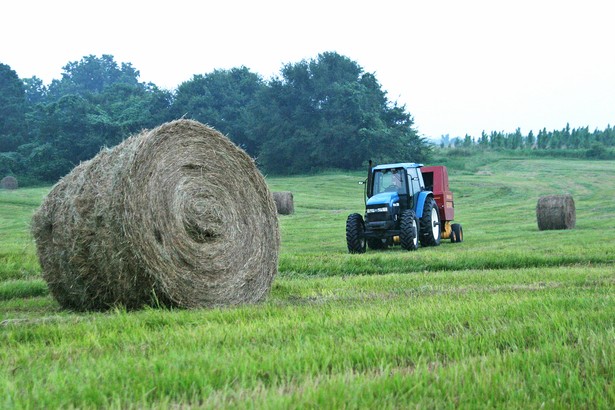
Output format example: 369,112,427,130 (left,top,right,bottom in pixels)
1,154,614,408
